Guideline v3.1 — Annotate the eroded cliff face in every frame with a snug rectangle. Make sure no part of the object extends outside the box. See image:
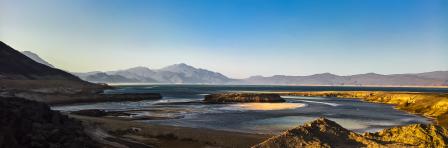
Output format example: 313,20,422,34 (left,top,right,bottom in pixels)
278,91,448,128
253,118,448,148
